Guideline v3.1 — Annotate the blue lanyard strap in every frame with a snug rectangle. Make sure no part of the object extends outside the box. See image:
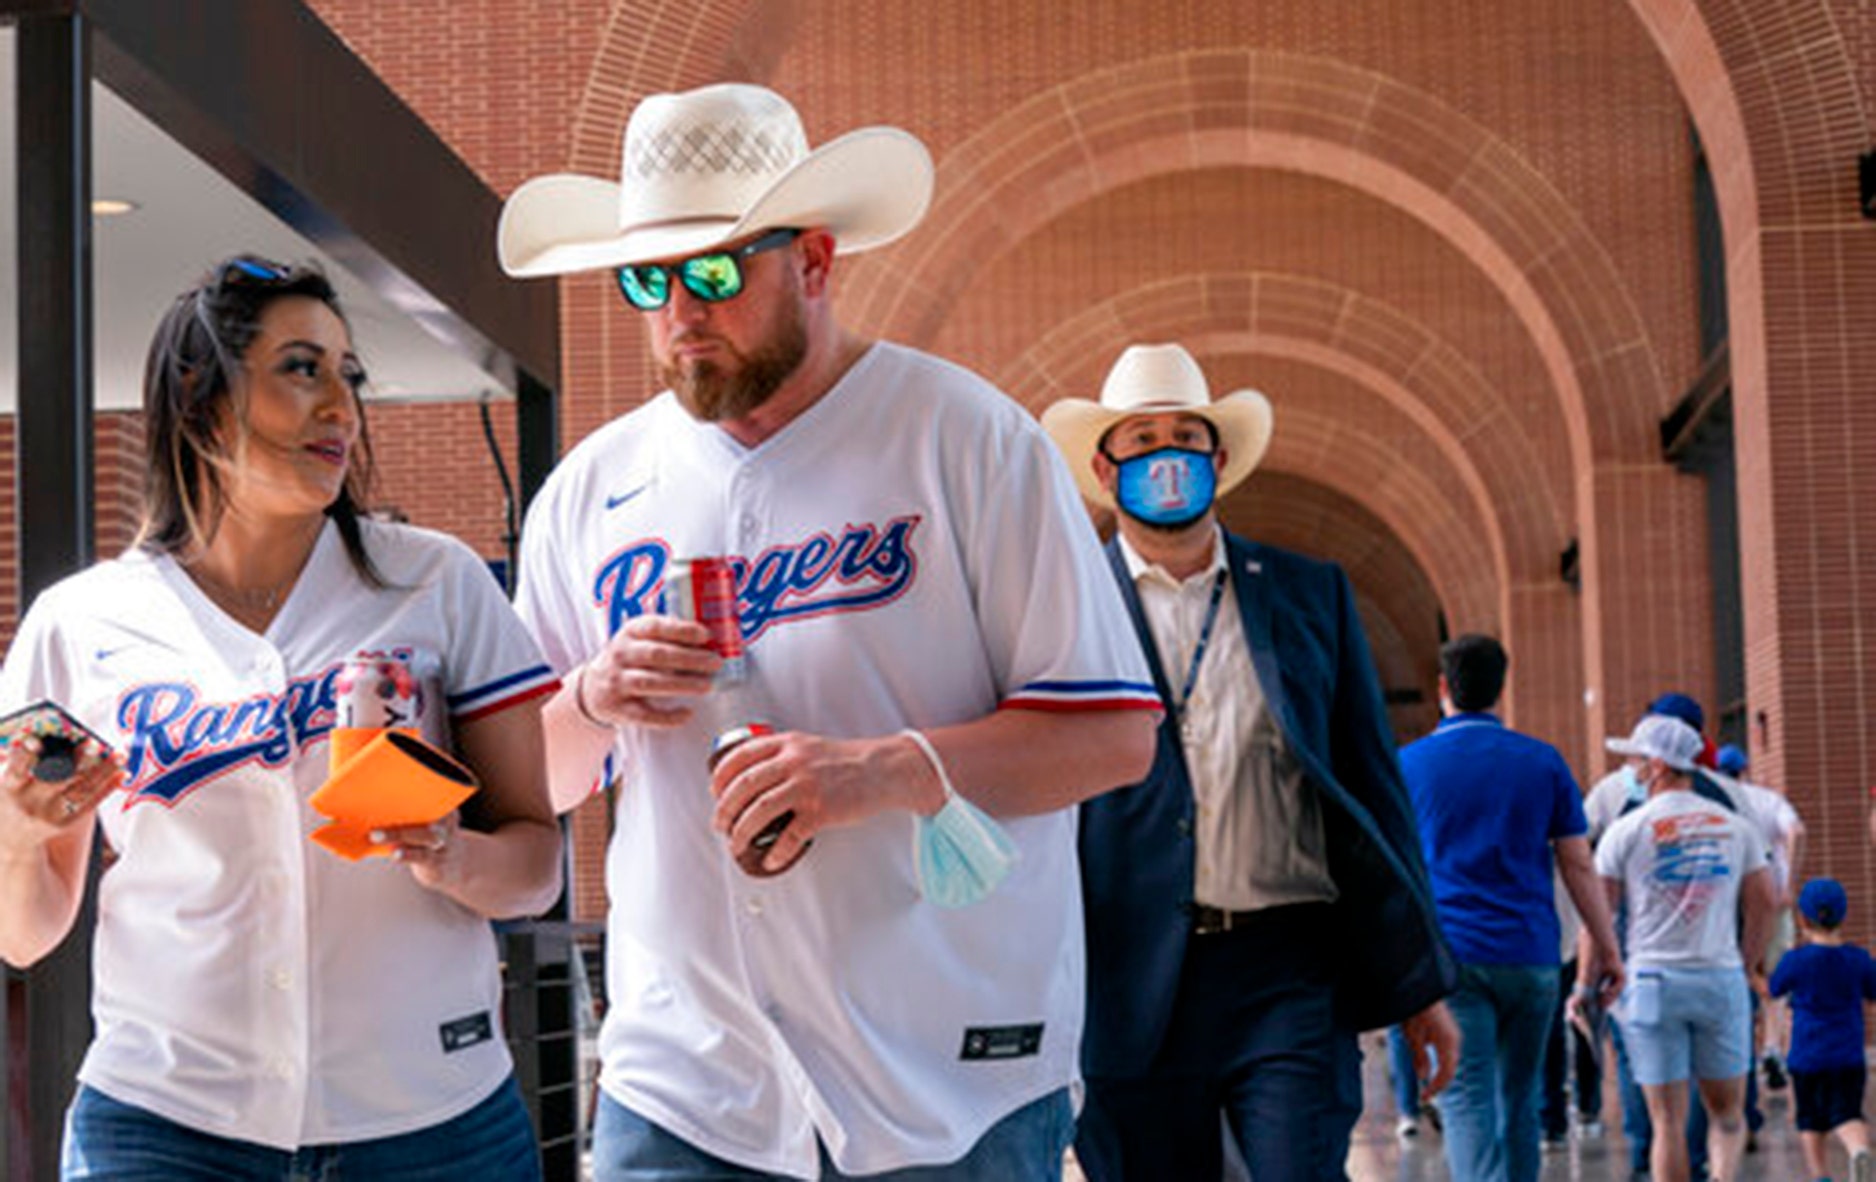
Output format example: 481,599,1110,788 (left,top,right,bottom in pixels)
1174,570,1228,712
